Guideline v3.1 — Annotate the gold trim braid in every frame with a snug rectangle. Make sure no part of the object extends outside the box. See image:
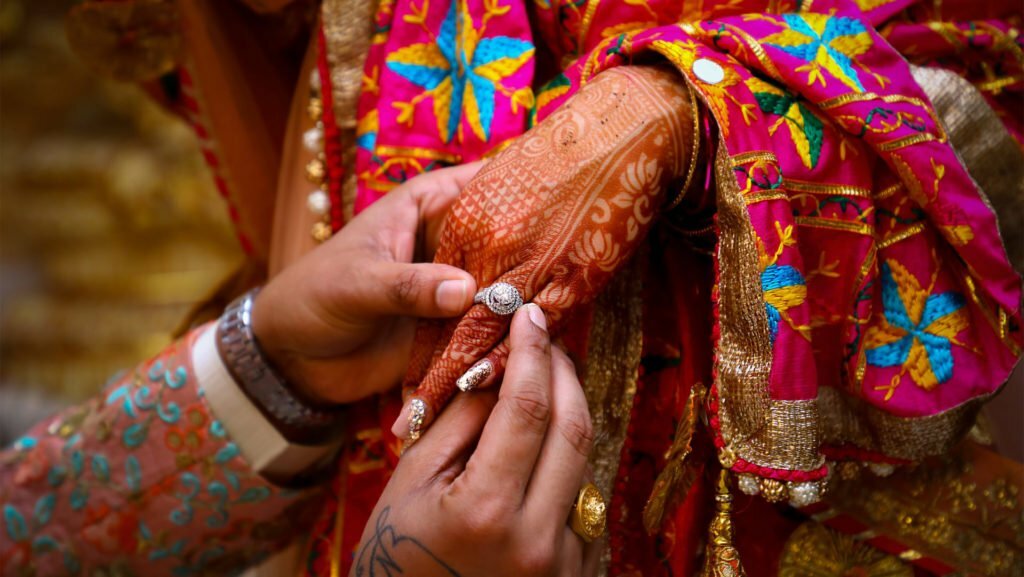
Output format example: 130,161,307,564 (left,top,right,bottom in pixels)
713,145,822,472
321,0,377,223
583,257,645,576
817,387,991,460
713,145,774,444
